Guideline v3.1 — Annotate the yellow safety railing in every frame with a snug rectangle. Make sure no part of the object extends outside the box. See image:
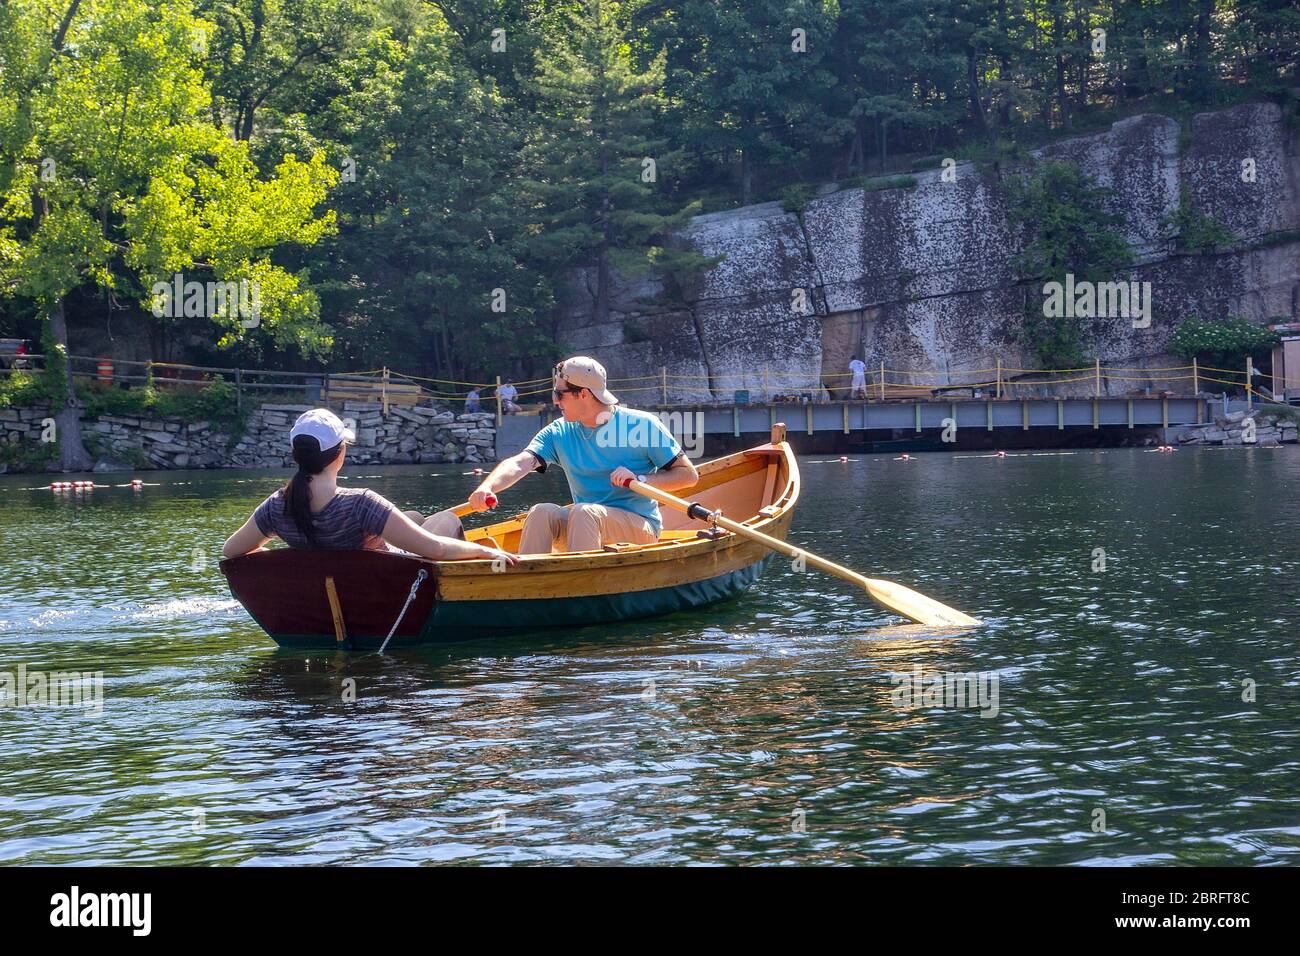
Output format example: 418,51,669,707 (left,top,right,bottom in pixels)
16,354,1287,408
